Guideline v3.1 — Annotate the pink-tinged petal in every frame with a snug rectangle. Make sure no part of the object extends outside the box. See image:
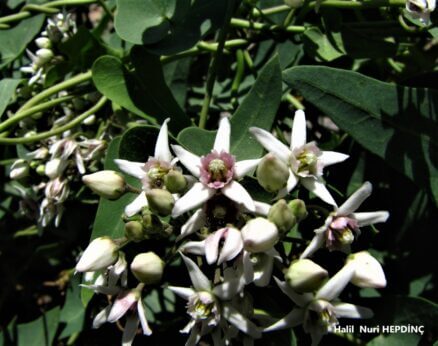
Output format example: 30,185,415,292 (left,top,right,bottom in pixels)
300,232,325,259
92,305,111,328
273,277,312,307
108,291,138,323
122,314,139,346
291,110,307,150
172,183,215,217
319,151,349,167
171,145,201,177
180,252,211,291
337,181,372,215
234,159,261,179
301,177,337,207
114,159,145,179
154,118,172,162
218,228,244,264
333,303,373,319
222,181,255,212
180,240,207,256
177,209,206,241
222,303,262,338
137,300,152,335
249,127,291,163
167,286,195,300
213,276,245,300
213,116,231,152
125,193,148,217
253,201,271,216
264,308,305,332
205,229,226,264
316,263,356,301
353,211,389,227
